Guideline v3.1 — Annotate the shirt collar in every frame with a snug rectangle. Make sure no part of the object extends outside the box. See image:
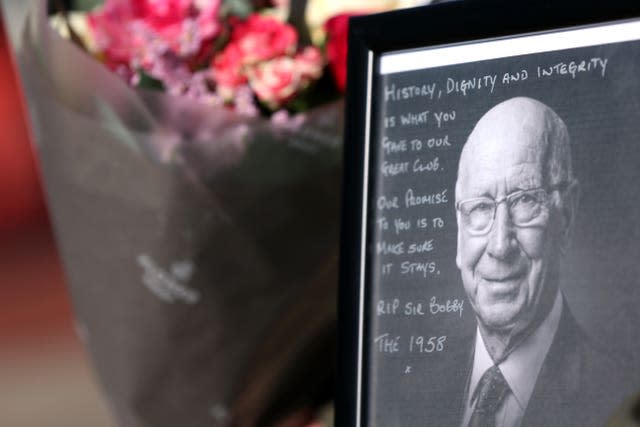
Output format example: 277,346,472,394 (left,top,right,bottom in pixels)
467,291,563,409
